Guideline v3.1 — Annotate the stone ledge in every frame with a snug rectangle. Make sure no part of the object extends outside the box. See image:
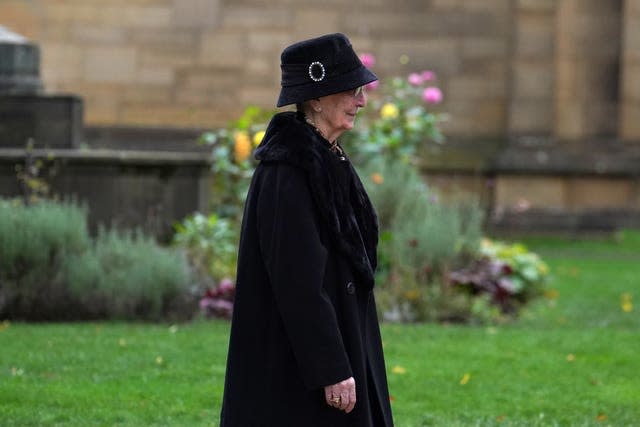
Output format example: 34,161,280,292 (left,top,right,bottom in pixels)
84,125,208,152
418,135,640,177
489,208,640,232
0,148,212,166
494,136,640,176
417,137,505,173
